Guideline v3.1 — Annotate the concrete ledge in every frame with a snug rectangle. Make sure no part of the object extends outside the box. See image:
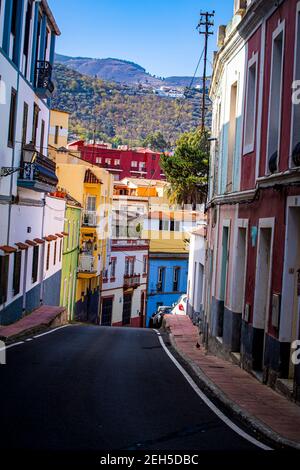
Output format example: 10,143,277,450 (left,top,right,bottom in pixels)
162,314,300,450
0,306,68,342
